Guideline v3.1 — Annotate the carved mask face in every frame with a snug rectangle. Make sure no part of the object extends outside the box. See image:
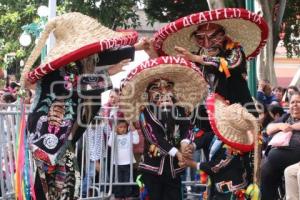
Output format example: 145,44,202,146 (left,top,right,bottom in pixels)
192,23,226,56
147,79,176,108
